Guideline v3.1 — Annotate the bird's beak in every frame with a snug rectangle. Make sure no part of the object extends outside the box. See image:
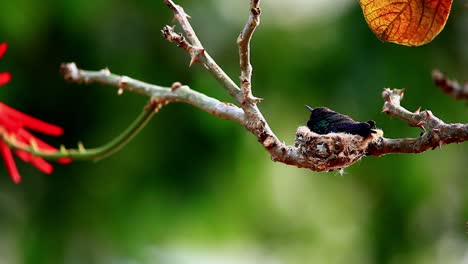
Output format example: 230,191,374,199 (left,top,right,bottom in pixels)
305,105,314,113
